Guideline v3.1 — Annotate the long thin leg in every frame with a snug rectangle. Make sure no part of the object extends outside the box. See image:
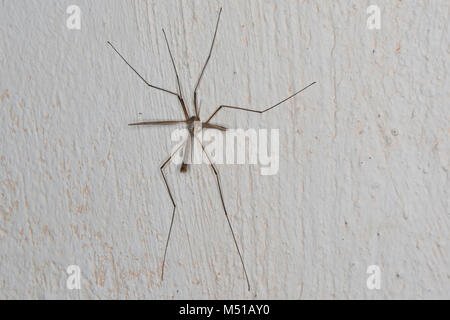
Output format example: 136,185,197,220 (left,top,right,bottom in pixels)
160,142,186,281
194,136,251,291
162,29,190,120
193,8,223,118
107,41,178,96
202,122,227,131
206,81,317,123
180,132,193,173
128,120,187,126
